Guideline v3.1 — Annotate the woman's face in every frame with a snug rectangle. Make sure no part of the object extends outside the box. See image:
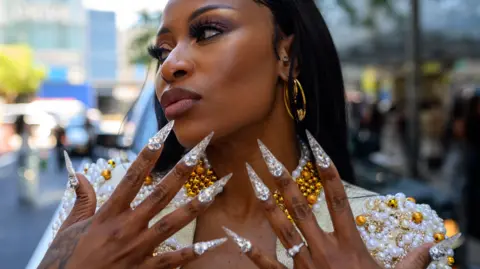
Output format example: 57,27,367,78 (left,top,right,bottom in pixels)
154,0,287,147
